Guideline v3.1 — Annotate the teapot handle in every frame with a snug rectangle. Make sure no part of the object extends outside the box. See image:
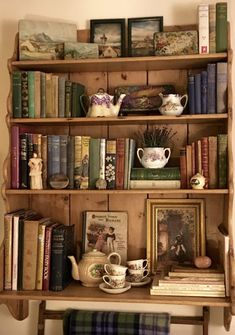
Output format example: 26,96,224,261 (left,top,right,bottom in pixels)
108,252,121,265
164,148,171,164
180,94,188,110
137,148,144,165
